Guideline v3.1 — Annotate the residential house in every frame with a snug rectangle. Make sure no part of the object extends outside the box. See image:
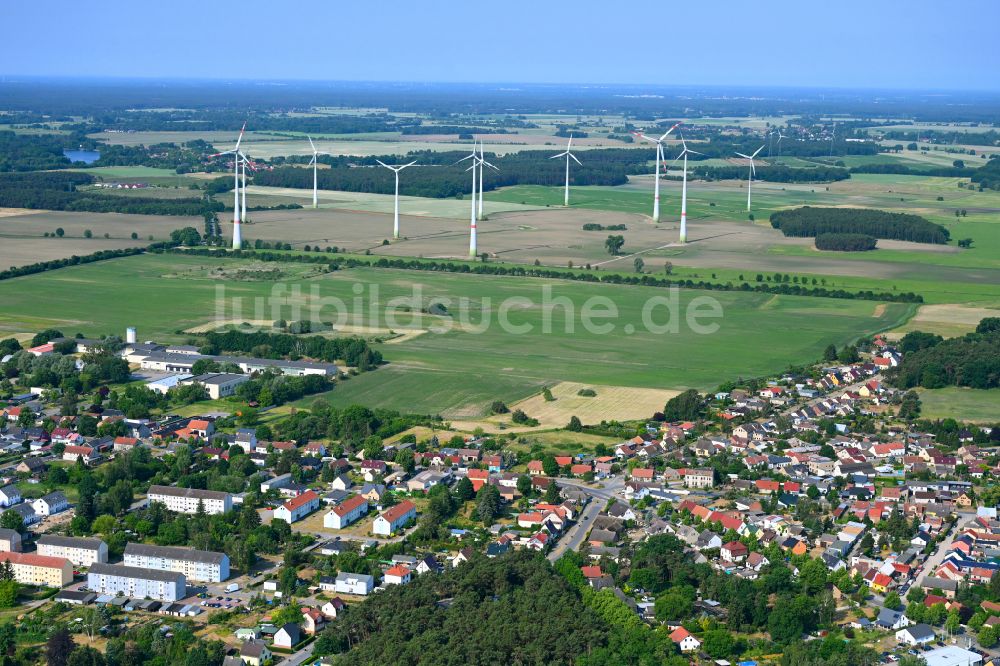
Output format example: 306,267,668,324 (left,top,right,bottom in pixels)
384,564,412,585
896,623,935,646
239,641,271,666
273,623,301,649
273,490,320,524
684,468,714,489
334,572,374,596
324,495,369,530
669,627,701,652
32,491,69,517
372,500,416,536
